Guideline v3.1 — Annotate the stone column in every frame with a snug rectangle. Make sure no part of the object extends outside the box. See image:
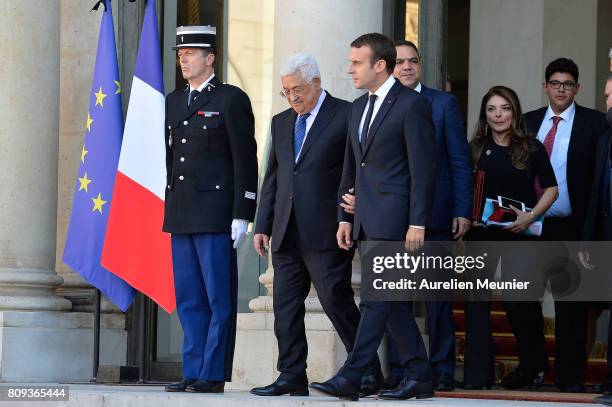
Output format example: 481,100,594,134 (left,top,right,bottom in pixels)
0,1,127,382
0,0,70,312
231,0,382,389
467,0,600,130
419,0,447,90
